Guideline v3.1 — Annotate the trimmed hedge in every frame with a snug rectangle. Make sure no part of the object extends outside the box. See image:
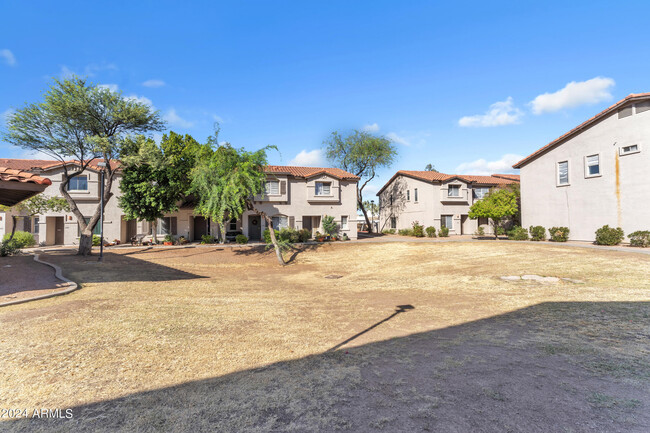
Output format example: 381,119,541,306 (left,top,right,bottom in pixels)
629,231,650,247
529,225,546,241
235,234,248,244
425,226,436,237
507,226,529,241
594,225,624,246
439,227,449,237
549,227,570,242
398,228,414,236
